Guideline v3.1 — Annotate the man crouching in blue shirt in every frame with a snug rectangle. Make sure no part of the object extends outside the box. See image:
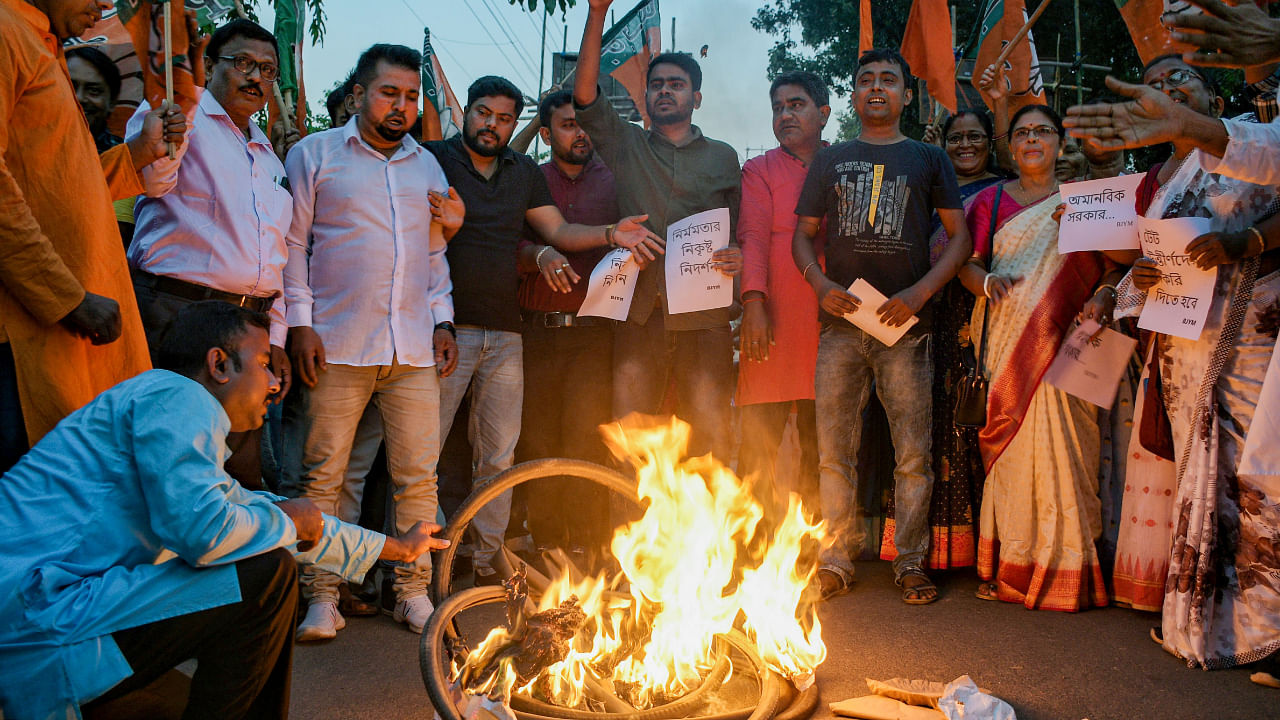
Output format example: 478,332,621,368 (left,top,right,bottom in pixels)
0,301,449,720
